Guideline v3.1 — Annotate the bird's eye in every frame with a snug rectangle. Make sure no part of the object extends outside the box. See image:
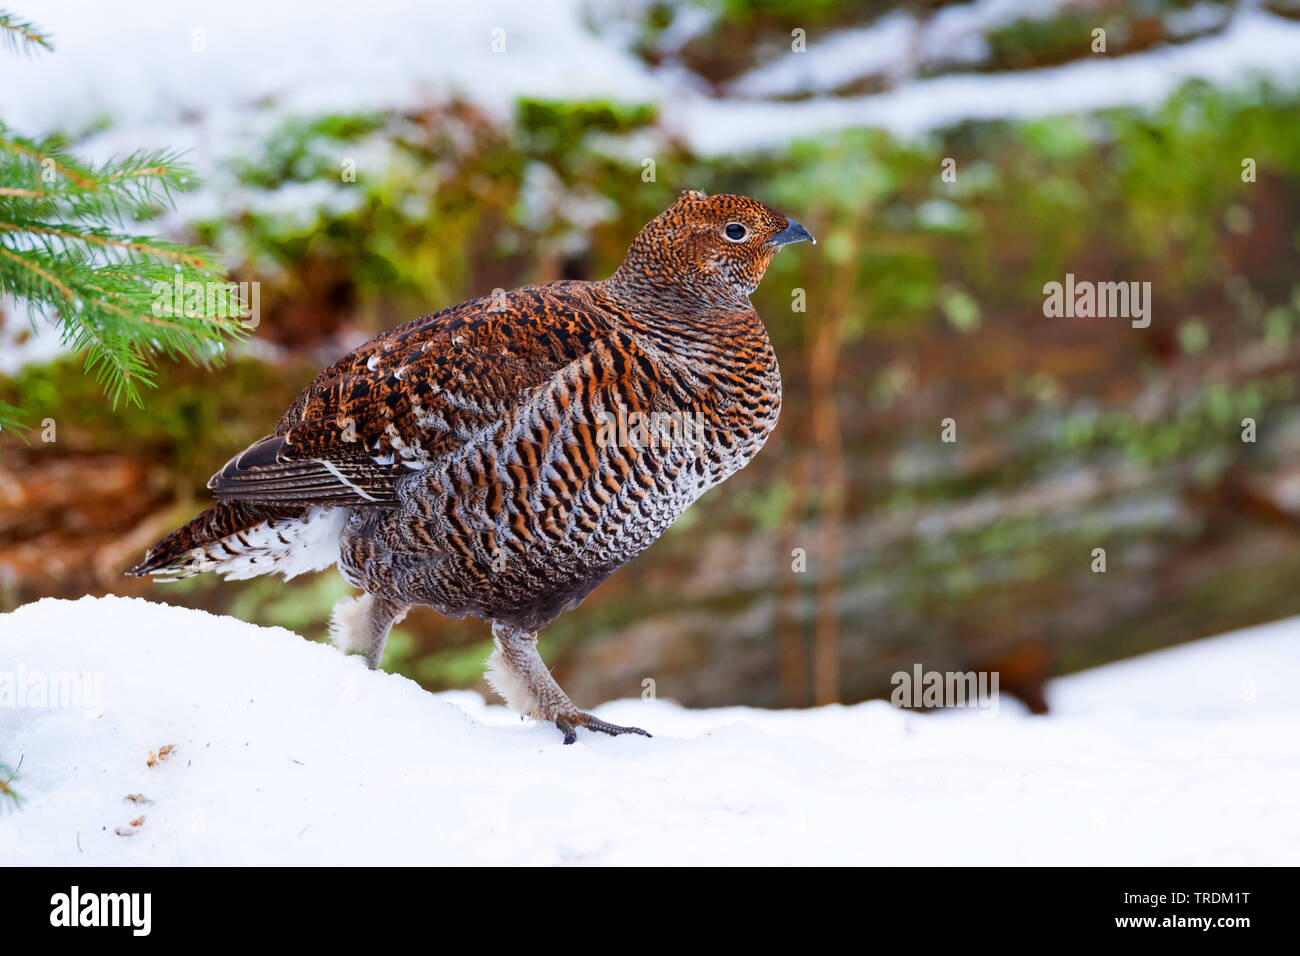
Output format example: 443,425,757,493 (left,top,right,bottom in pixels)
724,223,748,241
